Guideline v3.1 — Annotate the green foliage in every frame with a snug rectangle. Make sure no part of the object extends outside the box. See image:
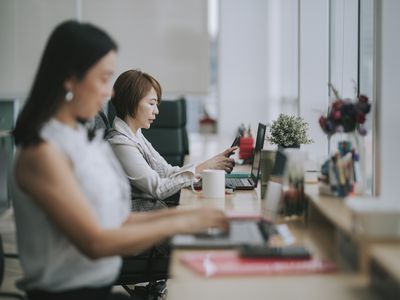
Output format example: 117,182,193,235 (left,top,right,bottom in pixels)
268,114,313,147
